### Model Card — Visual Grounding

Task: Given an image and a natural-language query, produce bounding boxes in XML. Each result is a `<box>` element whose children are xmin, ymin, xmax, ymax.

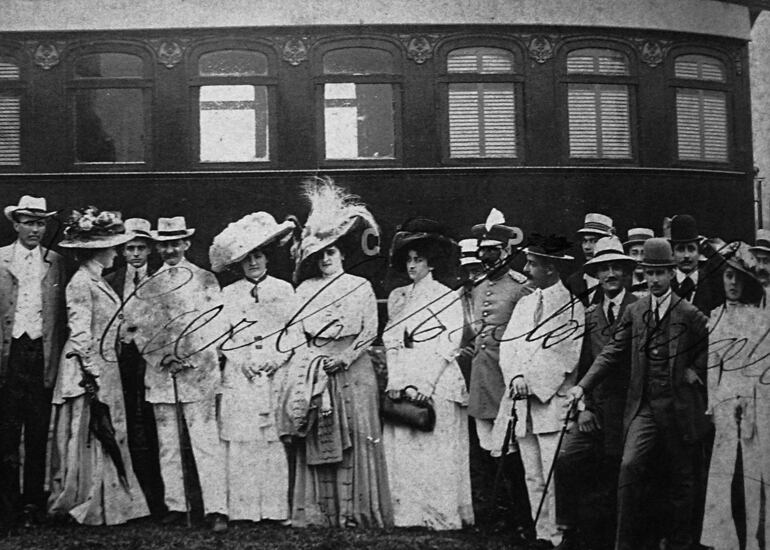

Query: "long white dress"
<box><xmin>219</xmin><ymin>276</ymin><xmax>297</xmax><ymax>522</ymax></box>
<box><xmin>382</xmin><ymin>273</ymin><xmax>474</xmax><ymax>530</ymax></box>
<box><xmin>702</xmin><ymin>302</ymin><xmax>770</xmax><ymax>550</ymax></box>
<box><xmin>48</xmin><ymin>260</ymin><xmax>149</xmax><ymax>525</ymax></box>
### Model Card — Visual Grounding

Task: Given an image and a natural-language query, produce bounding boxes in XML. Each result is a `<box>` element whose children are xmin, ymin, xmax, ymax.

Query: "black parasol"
<box><xmin>66</xmin><ymin>352</ymin><xmax>130</xmax><ymax>491</ymax></box>
<box><xmin>731</xmin><ymin>401</ymin><xmax>747</xmax><ymax>550</ymax></box>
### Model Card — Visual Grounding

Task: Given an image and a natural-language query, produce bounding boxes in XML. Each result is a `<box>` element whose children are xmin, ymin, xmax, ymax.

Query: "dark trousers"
<box><xmin>119</xmin><ymin>340</ymin><xmax>164</xmax><ymax>516</ymax></box>
<box><xmin>617</xmin><ymin>401</ymin><xmax>696</xmax><ymax>550</ymax></box>
<box><xmin>555</xmin><ymin>425</ymin><xmax>620</xmax><ymax>547</ymax></box>
<box><xmin>0</xmin><ymin>336</ymin><xmax>51</xmax><ymax>523</ymax></box>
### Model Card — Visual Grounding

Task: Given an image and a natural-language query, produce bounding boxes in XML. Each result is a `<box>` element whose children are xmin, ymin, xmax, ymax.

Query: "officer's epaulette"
<box><xmin>507</xmin><ymin>270</ymin><xmax>528</xmax><ymax>284</ymax></box>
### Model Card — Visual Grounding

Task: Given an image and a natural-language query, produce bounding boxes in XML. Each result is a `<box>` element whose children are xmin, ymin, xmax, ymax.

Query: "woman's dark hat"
<box><xmin>721</xmin><ymin>242</ymin><xmax>764</xmax><ymax>305</ymax></box>
<box><xmin>523</xmin><ymin>233</ymin><xmax>574</xmax><ymax>261</ymax></box>
<box><xmin>638</xmin><ymin>238</ymin><xmax>677</xmax><ymax>268</ymax></box>
<box><xmin>389</xmin><ymin>217</ymin><xmax>457</xmax><ymax>272</ymax></box>
<box><xmin>669</xmin><ymin>215</ymin><xmax>700</xmax><ymax>244</ymax></box>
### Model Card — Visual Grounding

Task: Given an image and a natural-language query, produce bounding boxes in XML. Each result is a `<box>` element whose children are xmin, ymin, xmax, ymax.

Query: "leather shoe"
<box><xmin>161</xmin><ymin>511</ymin><xmax>186</xmax><ymax>525</ymax></box>
<box><xmin>210</xmin><ymin>513</ymin><xmax>228</xmax><ymax>533</ymax></box>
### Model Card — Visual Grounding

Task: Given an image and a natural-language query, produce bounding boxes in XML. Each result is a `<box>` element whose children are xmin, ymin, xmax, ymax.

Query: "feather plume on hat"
<box><xmin>292</xmin><ymin>176</ymin><xmax>379</xmax><ymax>283</ymax></box>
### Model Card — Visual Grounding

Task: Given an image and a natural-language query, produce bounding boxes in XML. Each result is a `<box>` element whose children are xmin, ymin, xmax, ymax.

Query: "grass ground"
<box><xmin>1</xmin><ymin>521</ymin><xmax>514</xmax><ymax>550</ymax></box>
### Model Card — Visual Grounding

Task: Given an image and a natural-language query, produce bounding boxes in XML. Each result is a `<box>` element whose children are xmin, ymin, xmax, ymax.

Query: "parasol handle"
<box><xmin>66</xmin><ymin>351</ymin><xmax>98</xmax><ymax>395</ymax></box>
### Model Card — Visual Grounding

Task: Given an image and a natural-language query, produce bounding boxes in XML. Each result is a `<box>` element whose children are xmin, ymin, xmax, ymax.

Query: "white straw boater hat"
<box><xmin>151</xmin><ymin>216</ymin><xmax>195</xmax><ymax>241</ymax></box>
<box><xmin>292</xmin><ymin>176</ymin><xmax>379</xmax><ymax>284</ymax></box>
<box><xmin>576</xmin><ymin>213</ymin><xmax>614</xmax><ymax>237</ymax></box>
<box><xmin>584</xmin><ymin>236</ymin><xmax>637</xmax><ymax>276</ymax></box>
<box><xmin>459</xmin><ymin>238</ymin><xmax>481</xmax><ymax>266</ymax></box>
<box><xmin>124</xmin><ymin>218</ymin><xmax>152</xmax><ymax>240</ymax></box>
<box><xmin>59</xmin><ymin>207</ymin><xmax>132</xmax><ymax>249</ymax></box>
<box><xmin>4</xmin><ymin>195</ymin><xmax>56</xmax><ymax>222</ymax></box>
<box><xmin>749</xmin><ymin>229</ymin><xmax>770</xmax><ymax>255</ymax></box>
<box><xmin>209</xmin><ymin>212</ymin><xmax>296</xmax><ymax>273</ymax></box>
<box><xmin>623</xmin><ymin>227</ymin><xmax>654</xmax><ymax>249</ymax></box>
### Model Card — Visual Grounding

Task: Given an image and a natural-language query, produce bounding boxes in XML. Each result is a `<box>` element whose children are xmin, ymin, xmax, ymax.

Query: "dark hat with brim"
<box><xmin>638</xmin><ymin>238</ymin><xmax>678</xmax><ymax>268</ymax></box>
<box><xmin>390</xmin><ymin>217</ymin><xmax>457</xmax><ymax>272</ymax></box>
<box><xmin>669</xmin><ymin>215</ymin><xmax>700</xmax><ymax>244</ymax></box>
<box><xmin>523</xmin><ymin>234</ymin><xmax>574</xmax><ymax>261</ymax></box>
<box><xmin>471</xmin><ymin>223</ymin><xmax>520</xmax><ymax>247</ymax></box>
<box><xmin>749</xmin><ymin>229</ymin><xmax>770</xmax><ymax>255</ymax></box>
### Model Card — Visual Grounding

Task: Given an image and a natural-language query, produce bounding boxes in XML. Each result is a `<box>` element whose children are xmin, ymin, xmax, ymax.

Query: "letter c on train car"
<box><xmin>361</xmin><ymin>228</ymin><xmax>380</xmax><ymax>256</ymax></box>
<box><xmin>509</xmin><ymin>226</ymin><xmax>524</xmax><ymax>247</ymax></box>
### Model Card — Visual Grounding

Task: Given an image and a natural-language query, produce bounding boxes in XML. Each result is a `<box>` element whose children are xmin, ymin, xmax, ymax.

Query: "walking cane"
<box><xmin>534</xmin><ymin>399</ymin><xmax>577</xmax><ymax>526</ymax></box>
<box><xmin>491</xmin><ymin>395</ymin><xmax>523</xmax><ymax>504</ymax></box>
<box><xmin>164</xmin><ymin>356</ymin><xmax>193</xmax><ymax>529</ymax></box>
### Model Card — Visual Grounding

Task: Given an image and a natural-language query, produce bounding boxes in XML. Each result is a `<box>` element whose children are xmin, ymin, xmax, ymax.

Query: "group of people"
<box><xmin>0</xmin><ymin>181</ymin><xmax>768</xmax><ymax>550</ymax></box>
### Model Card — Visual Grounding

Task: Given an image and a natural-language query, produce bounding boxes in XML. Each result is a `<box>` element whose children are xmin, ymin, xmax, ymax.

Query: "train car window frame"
<box><xmin>436</xmin><ymin>39</ymin><xmax>525</xmax><ymax>166</ymax></box>
<box><xmin>313</xmin><ymin>39</ymin><xmax>403</xmax><ymax>167</ymax></box>
<box><xmin>558</xmin><ymin>42</ymin><xmax>638</xmax><ymax>165</ymax></box>
<box><xmin>667</xmin><ymin>48</ymin><xmax>733</xmax><ymax>167</ymax></box>
<box><xmin>66</xmin><ymin>43</ymin><xmax>154</xmax><ymax>170</ymax></box>
<box><xmin>188</xmin><ymin>40</ymin><xmax>278</xmax><ymax>168</ymax></box>
<box><xmin>0</xmin><ymin>46</ymin><xmax>26</xmax><ymax>171</ymax></box>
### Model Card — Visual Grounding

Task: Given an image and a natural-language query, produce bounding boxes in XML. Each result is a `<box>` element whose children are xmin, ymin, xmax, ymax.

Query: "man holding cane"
<box><xmin>567</xmin><ymin>238</ymin><xmax>709</xmax><ymax>550</ymax></box>
<box><xmin>131</xmin><ymin>217</ymin><xmax>228</xmax><ymax>532</ymax></box>
<box><xmin>491</xmin><ymin>234</ymin><xmax>584</xmax><ymax>546</ymax></box>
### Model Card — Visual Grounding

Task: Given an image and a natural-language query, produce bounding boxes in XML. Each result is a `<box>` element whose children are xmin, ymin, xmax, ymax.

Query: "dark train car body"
<box><xmin>0</xmin><ymin>0</ymin><xmax>762</xmax><ymax>289</ymax></box>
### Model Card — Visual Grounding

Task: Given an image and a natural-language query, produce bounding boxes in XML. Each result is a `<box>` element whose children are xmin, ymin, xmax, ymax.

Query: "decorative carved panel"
<box><xmin>269</xmin><ymin>36</ymin><xmax>309</xmax><ymax>66</ymax></box>
<box><xmin>526</xmin><ymin>35</ymin><xmax>556</xmax><ymax>64</ymax></box>
<box><xmin>631</xmin><ymin>39</ymin><xmax>671</xmax><ymax>68</ymax></box>
<box><xmin>26</xmin><ymin>41</ymin><xmax>66</xmax><ymax>70</ymax></box>
<box><xmin>398</xmin><ymin>34</ymin><xmax>441</xmax><ymax>65</ymax></box>
<box><xmin>148</xmin><ymin>39</ymin><xmax>189</xmax><ymax>68</ymax></box>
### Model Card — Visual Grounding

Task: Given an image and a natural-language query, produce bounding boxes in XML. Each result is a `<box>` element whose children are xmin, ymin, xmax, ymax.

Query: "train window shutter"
<box><xmin>0</xmin><ymin>60</ymin><xmax>21</xmax><ymax>166</ymax></box>
<box><xmin>676</xmin><ymin>88</ymin><xmax>728</xmax><ymax>162</ymax></box>
<box><xmin>566</xmin><ymin>49</ymin><xmax>632</xmax><ymax>159</ymax></box>
<box><xmin>674</xmin><ymin>54</ymin><xmax>728</xmax><ymax>163</ymax></box>
<box><xmin>446</xmin><ymin>47</ymin><xmax>518</xmax><ymax>159</ymax></box>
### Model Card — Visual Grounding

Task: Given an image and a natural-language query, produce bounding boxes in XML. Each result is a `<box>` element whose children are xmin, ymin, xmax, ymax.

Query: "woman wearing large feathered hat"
<box><xmin>282</xmin><ymin>177</ymin><xmax>392</xmax><ymax>528</ymax></box>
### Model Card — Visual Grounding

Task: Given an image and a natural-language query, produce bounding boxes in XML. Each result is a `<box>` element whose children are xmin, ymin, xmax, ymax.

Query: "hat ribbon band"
<box><xmin>756</xmin><ymin>239</ymin><xmax>770</xmax><ymax>249</ymax></box>
<box><xmin>592</xmin><ymin>248</ymin><xmax>632</xmax><ymax>259</ymax></box>
<box><xmin>583</xmin><ymin>222</ymin><xmax>611</xmax><ymax>233</ymax></box>
<box><xmin>157</xmin><ymin>229</ymin><xmax>189</xmax><ymax>236</ymax></box>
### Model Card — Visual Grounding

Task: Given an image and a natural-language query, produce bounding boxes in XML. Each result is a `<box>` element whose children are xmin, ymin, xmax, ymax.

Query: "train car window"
<box><xmin>445</xmin><ymin>47</ymin><xmax>518</xmax><ymax>159</ymax></box>
<box><xmin>192</xmin><ymin>48</ymin><xmax>274</xmax><ymax>164</ymax></box>
<box><xmin>0</xmin><ymin>58</ymin><xmax>21</xmax><ymax>166</ymax></box>
<box><xmin>320</xmin><ymin>47</ymin><xmax>398</xmax><ymax>161</ymax></box>
<box><xmin>673</xmin><ymin>54</ymin><xmax>728</xmax><ymax>163</ymax></box>
<box><xmin>69</xmin><ymin>49</ymin><xmax>150</xmax><ymax>166</ymax></box>
<box><xmin>565</xmin><ymin>48</ymin><xmax>633</xmax><ymax>160</ymax></box>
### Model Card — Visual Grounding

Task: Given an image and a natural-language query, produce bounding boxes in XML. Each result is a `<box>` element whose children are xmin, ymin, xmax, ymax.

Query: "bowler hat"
<box><xmin>638</xmin><ymin>238</ymin><xmax>677</xmax><ymax>268</ymax></box>
<box><xmin>669</xmin><ymin>215</ymin><xmax>700</xmax><ymax>244</ymax></box>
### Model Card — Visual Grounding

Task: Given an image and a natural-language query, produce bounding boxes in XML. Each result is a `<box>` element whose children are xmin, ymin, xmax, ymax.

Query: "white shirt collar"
<box><xmin>604</xmin><ymin>289</ymin><xmax>626</xmax><ymax>310</ymax></box>
<box><xmin>675</xmin><ymin>269</ymin><xmax>698</xmax><ymax>285</ymax></box>
<box><xmin>13</xmin><ymin>241</ymin><xmax>40</xmax><ymax>261</ymax></box>
<box><xmin>651</xmin><ymin>289</ymin><xmax>673</xmax><ymax>317</ymax></box>
<box><xmin>127</xmin><ymin>263</ymin><xmax>148</xmax><ymax>278</ymax></box>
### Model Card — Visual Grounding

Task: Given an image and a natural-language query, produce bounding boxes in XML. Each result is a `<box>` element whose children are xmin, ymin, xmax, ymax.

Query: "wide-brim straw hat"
<box><xmin>584</xmin><ymin>236</ymin><xmax>637</xmax><ymax>276</ymax></box>
<box><xmin>151</xmin><ymin>216</ymin><xmax>195</xmax><ymax>241</ymax></box>
<box><xmin>59</xmin><ymin>233</ymin><xmax>133</xmax><ymax>249</ymax></box>
<box><xmin>638</xmin><ymin>238</ymin><xmax>678</xmax><ymax>268</ymax></box>
<box><xmin>209</xmin><ymin>212</ymin><xmax>296</xmax><ymax>273</ymax></box>
<box><xmin>389</xmin><ymin>217</ymin><xmax>457</xmax><ymax>273</ymax></box>
<box><xmin>4</xmin><ymin>195</ymin><xmax>56</xmax><ymax>222</ymax></box>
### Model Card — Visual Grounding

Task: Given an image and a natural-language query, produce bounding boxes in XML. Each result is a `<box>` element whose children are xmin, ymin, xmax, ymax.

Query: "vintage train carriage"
<box><xmin>0</xmin><ymin>0</ymin><xmax>764</xmax><ymax>287</ymax></box>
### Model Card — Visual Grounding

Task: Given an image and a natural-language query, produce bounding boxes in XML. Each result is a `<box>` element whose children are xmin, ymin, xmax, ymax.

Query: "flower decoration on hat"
<box><xmin>209</xmin><ymin>212</ymin><xmax>297</xmax><ymax>273</ymax></box>
<box><xmin>59</xmin><ymin>206</ymin><xmax>130</xmax><ymax>249</ymax></box>
<box><xmin>291</xmin><ymin>176</ymin><xmax>379</xmax><ymax>284</ymax></box>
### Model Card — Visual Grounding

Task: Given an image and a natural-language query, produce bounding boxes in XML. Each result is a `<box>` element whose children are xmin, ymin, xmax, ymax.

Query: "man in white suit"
<box><xmin>130</xmin><ymin>216</ymin><xmax>228</xmax><ymax>532</ymax></box>
<box><xmin>0</xmin><ymin>196</ymin><xmax>66</xmax><ymax>533</ymax></box>
<box><xmin>491</xmin><ymin>234</ymin><xmax>584</xmax><ymax>546</ymax></box>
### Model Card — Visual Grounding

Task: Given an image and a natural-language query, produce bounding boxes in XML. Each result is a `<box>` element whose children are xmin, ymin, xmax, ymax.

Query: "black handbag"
<box><xmin>381</xmin><ymin>385</ymin><xmax>436</xmax><ymax>432</ymax></box>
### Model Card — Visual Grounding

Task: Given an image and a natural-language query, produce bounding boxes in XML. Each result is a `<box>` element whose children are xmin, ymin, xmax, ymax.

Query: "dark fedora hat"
<box><xmin>638</xmin><ymin>238</ymin><xmax>677</xmax><ymax>268</ymax></box>
<box><xmin>523</xmin><ymin>233</ymin><xmax>574</xmax><ymax>261</ymax></box>
<box><xmin>389</xmin><ymin>217</ymin><xmax>457</xmax><ymax>272</ymax></box>
<box><xmin>669</xmin><ymin>215</ymin><xmax>700</xmax><ymax>244</ymax></box>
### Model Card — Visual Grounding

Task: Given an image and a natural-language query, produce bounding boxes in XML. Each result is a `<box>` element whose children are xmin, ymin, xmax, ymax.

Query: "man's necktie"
<box><xmin>654</xmin><ymin>303</ymin><xmax>661</xmax><ymax>325</ymax></box>
<box><xmin>533</xmin><ymin>290</ymin><xmax>544</xmax><ymax>325</ymax></box>
<box><xmin>607</xmin><ymin>302</ymin><xmax>615</xmax><ymax>325</ymax></box>
<box><xmin>133</xmin><ymin>270</ymin><xmax>140</xmax><ymax>288</ymax></box>
<box><xmin>679</xmin><ymin>276</ymin><xmax>695</xmax><ymax>301</ymax></box>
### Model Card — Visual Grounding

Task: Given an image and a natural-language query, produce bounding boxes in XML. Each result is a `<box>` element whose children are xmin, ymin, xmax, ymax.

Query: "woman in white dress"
<box><xmin>209</xmin><ymin>212</ymin><xmax>298</xmax><ymax>523</ymax></box>
<box><xmin>382</xmin><ymin>218</ymin><xmax>474</xmax><ymax>530</ymax></box>
<box><xmin>48</xmin><ymin>207</ymin><xmax>149</xmax><ymax>525</ymax></box>
<box><xmin>702</xmin><ymin>243</ymin><xmax>768</xmax><ymax>550</ymax></box>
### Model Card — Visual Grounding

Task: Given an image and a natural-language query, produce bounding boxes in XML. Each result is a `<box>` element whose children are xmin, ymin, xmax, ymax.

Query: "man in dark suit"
<box><xmin>105</xmin><ymin>217</ymin><xmax>164</xmax><ymax>516</ymax></box>
<box><xmin>0</xmin><ymin>196</ymin><xmax>66</xmax><ymax>533</ymax></box>
<box><xmin>668</xmin><ymin>214</ymin><xmax>723</xmax><ymax>316</ymax></box>
<box><xmin>568</xmin><ymin>238</ymin><xmax>709</xmax><ymax>550</ymax></box>
<box><xmin>565</xmin><ymin>213</ymin><xmax>614</xmax><ymax>306</ymax></box>
<box><xmin>554</xmin><ymin>236</ymin><xmax>637</xmax><ymax>550</ymax></box>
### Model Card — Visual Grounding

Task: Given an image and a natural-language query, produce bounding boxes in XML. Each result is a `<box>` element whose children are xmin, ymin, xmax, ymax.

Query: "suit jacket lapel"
<box><xmin>0</xmin><ymin>247</ymin><xmax>16</xmax><ymax>280</ymax></box>
<box><xmin>667</xmin><ymin>301</ymin><xmax>682</xmax><ymax>373</ymax></box>
<box><xmin>40</xmin><ymin>247</ymin><xmax>53</xmax><ymax>282</ymax></box>
<box><xmin>93</xmin><ymin>274</ymin><xmax>120</xmax><ymax>306</ymax></box>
